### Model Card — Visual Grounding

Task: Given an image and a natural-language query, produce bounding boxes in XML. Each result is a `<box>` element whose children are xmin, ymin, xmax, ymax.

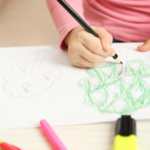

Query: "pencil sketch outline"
<box><xmin>3</xmin><ymin>50</ymin><xmax>62</xmax><ymax>99</ymax></box>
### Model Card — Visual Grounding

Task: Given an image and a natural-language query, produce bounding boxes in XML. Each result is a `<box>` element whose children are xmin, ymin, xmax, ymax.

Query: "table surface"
<box><xmin>0</xmin><ymin>0</ymin><xmax>150</xmax><ymax>150</ymax></box>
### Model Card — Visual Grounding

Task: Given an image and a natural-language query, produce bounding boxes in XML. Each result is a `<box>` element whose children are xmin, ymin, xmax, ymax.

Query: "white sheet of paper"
<box><xmin>0</xmin><ymin>43</ymin><xmax>150</xmax><ymax>129</ymax></box>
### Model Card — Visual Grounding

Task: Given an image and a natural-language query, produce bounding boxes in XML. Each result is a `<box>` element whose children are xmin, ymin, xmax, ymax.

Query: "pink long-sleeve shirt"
<box><xmin>47</xmin><ymin>0</ymin><xmax>150</xmax><ymax>50</ymax></box>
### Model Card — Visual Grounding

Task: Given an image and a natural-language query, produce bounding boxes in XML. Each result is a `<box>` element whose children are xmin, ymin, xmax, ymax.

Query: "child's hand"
<box><xmin>65</xmin><ymin>26</ymin><xmax>115</xmax><ymax>68</ymax></box>
<box><xmin>138</xmin><ymin>39</ymin><xmax>150</xmax><ymax>52</ymax></box>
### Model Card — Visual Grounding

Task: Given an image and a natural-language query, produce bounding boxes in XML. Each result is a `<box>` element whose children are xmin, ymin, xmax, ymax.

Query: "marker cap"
<box><xmin>0</xmin><ymin>142</ymin><xmax>21</xmax><ymax>150</ymax></box>
<box><xmin>115</xmin><ymin>115</ymin><xmax>136</xmax><ymax>136</ymax></box>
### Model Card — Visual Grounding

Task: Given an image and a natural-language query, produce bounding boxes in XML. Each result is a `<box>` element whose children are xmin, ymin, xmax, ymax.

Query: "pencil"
<box><xmin>57</xmin><ymin>0</ymin><xmax>123</xmax><ymax>64</ymax></box>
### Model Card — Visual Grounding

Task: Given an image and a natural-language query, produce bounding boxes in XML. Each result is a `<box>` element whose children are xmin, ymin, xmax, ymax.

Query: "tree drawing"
<box><xmin>78</xmin><ymin>60</ymin><xmax>150</xmax><ymax>115</ymax></box>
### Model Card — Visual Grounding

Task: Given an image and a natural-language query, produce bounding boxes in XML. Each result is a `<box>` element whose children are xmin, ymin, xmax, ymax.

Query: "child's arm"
<box><xmin>46</xmin><ymin>0</ymin><xmax>85</xmax><ymax>50</ymax></box>
<box><xmin>47</xmin><ymin>0</ymin><xmax>115</xmax><ymax>68</ymax></box>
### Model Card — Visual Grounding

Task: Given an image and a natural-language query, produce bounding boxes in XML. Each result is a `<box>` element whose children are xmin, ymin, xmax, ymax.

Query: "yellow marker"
<box><xmin>114</xmin><ymin>115</ymin><xmax>138</xmax><ymax>150</ymax></box>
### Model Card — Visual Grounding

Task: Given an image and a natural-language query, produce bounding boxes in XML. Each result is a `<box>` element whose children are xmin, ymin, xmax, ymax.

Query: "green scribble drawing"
<box><xmin>78</xmin><ymin>60</ymin><xmax>150</xmax><ymax>115</ymax></box>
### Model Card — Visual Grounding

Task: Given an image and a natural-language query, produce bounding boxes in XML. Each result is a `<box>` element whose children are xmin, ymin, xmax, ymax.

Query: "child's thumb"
<box><xmin>138</xmin><ymin>39</ymin><xmax>150</xmax><ymax>52</ymax></box>
<box><xmin>91</xmin><ymin>26</ymin><xmax>113</xmax><ymax>52</ymax></box>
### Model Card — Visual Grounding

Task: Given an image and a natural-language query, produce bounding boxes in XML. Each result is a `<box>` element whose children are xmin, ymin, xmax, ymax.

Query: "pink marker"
<box><xmin>40</xmin><ymin>120</ymin><xmax>67</xmax><ymax>150</ymax></box>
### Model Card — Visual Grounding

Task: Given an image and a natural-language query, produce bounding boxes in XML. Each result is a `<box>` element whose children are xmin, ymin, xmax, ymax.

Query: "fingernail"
<box><xmin>112</xmin><ymin>51</ymin><xmax>116</xmax><ymax>56</ymax></box>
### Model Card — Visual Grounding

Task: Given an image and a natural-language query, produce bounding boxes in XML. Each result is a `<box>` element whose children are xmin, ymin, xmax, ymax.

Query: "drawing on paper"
<box><xmin>3</xmin><ymin>50</ymin><xmax>62</xmax><ymax>99</ymax></box>
<box><xmin>78</xmin><ymin>60</ymin><xmax>150</xmax><ymax>114</ymax></box>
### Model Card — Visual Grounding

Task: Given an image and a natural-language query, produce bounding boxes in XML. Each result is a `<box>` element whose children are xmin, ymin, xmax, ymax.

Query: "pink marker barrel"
<box><xmin>40</xmin><ymin>120</ymin><xmax>67</xmax><ymax>150</ymax></box>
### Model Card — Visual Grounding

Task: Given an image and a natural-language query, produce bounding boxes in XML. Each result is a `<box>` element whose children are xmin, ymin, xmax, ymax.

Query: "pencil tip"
<box><xmin>120</xmin><ymin>62</ymin><xmax>123</xmax><ymax>64</ymax></box>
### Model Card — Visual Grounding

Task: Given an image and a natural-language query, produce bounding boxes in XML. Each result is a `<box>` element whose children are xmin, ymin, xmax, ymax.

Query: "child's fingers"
<box><xmin>79</xmin><ymin>56</ymin><xmax>102</xmax><ymax>68</ymax></box>
<box><xmin>92</xmin><ymin>26</ymin><xmax>116</xmax><ymax>54</ymax></box>
<box><xmin>138</xmin><ymin>39</ymin><xmax>150</xmax><ymax>52</ymax></box>
<box><xmin>78</xmin><ymin>31</ymin><xmax>102</xmax><ymax>54</ymax></box>
<box><xmin>77</xmin><ymin>31</ymin><xmax>114</xmax><ymax>57</ymax></box>
<box><xmin>73</xmin><ymin>62</ymin><xmax>88</xmax><ymax>68</ymax></box>
<box><xmin>78</xmin><ymin>43</ymin><xmax>106</xmax><ymax>63</ymax></box>
<box><xmin>68</xmin><ymin>41</ymin><xmax>105</xmax><ymax>68</ymax></box>
<box><xmin>76</xmin><ymin>63</ymin><xmax>89</xmax><ymax>68</ymax></box>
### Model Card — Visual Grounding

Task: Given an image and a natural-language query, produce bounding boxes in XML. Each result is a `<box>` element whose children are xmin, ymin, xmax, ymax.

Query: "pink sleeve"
<box><xmin>46</xmin><ymin>0</ymin><xmax>87</xmax><ymax>50</ymax></box>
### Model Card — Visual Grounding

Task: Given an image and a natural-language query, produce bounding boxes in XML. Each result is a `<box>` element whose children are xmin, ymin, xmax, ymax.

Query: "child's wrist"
<box><xmin>64</xmin><ymin>26</ymin><xmax>83</xmax><ymax>45</ymax></box>
<box><xmin>64</xmin><ymin>30</ymin><xmax>73</xmax><ymax>45</ymax></box>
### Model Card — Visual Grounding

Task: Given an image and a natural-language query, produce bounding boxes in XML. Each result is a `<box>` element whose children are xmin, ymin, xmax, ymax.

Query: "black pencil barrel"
<box><xmin>57</xmin><ymin>0</ymin><xmax>98</xmax><ymax>37</ymax></box>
